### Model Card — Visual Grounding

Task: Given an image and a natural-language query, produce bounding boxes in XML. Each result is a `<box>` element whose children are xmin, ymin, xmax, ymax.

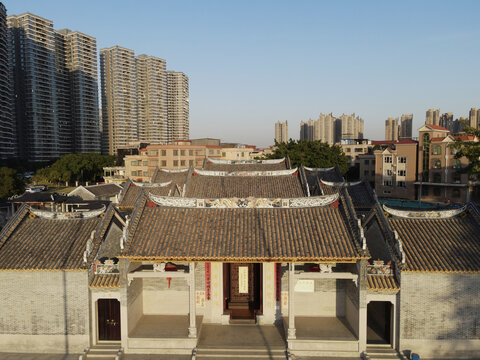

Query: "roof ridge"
<box><xmin>122</xmin><ymin>191</ymin><xmax>149</xmax><ymax>252</ymax></box>
<box><xmin>0</xmin><ymin>204</ymin><xmax>30</xmax><ymax>252</ymax></box>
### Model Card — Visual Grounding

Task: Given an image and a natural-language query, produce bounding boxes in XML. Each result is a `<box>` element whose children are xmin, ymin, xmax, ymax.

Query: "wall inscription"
<box><xmin>239</xmin><ymin>266</ymin><xmax>248</xmax><ymax>293</ymax></box>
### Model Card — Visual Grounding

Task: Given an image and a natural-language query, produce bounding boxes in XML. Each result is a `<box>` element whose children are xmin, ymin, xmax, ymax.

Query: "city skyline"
<box><xmin>3</xmin><ymin>0</ymin><xmax>480</xmax><ymax>147</ymax></box>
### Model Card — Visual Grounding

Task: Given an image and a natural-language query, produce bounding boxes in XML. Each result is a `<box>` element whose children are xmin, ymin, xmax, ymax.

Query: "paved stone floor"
<box><xmin>198</xmin><ymin>323</ymin><xmax>286</xmax><ymax>348</ymax></box>
<box><xmin>129</xmin><ymin>314</ymin><xmax>203</xmax><ymax>338</ymax></box>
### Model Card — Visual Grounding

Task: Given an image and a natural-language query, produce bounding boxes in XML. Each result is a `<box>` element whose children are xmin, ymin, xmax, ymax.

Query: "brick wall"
<box><xmin>0</xmin><ymin>270</ymin><xmax>89</xmax><ymax>353</ymax></box>
<box><xmin>400</xmin><ymin>272</ymin><xmax>480</xmax><ymax>358</ymax></box>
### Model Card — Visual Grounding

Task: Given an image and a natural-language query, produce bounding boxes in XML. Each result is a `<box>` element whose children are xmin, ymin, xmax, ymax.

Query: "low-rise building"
<box><xmin>358</xmin><ymin>153</ymin><xmax>375</xmax><ymax>184</ymax></box>
<box><xmin>339</xmin><ymin>139</ymin><xmax>373</xmax><ymax>166</ymax></box>
<box><xmin>415</xmin><ymin>124</ymin><xmax>477</xmax><ymax>203</ymax></box>
<box><xmin>373</xmin><ymin>140</ymin><xmax>418</xmax><ymax>199</ymax></box>
<box><xmin>124</xmin><ymin>141</ymin><xmax>222</xmax><ymax>182</ymax></box>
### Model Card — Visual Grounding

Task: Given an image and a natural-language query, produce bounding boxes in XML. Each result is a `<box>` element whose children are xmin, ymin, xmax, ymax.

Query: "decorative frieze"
<box><xmin>206</xmin><ymin>157</ymin><xmax>285</xmax><ymax>165</ymax></box>
<box><xmin>383</xmin><ymin>204</ymin><xmax>467</xmax><ymax>219</ymax></box>
<box><xmin>148</xmin><ymin>192</ymin><xmax>339</xmax><ymax>209</ymax></box>
<box><xmin>28</xmin><ymin>205</ymin><xmax>106</xmax><ymax>220</ymax></box>
<box><xmin>193</xmin><ymin>168</ymin><xmax>298</xmax><ymax>177</ymax></box>
<box><xmin>132</xmin><ymin>180</ymin><xmax>172</xmax><ymax>187</ymax></box>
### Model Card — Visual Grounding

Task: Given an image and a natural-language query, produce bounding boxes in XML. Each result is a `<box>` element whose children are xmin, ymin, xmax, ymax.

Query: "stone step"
<box><xmin>196</xmin><ymin>347</ymin><xmax>286</xmax><ymax>359</ymax></box>
<box><xmin>366</xmin><ymin>345</ymin><xmax>403</xmax><ymax>360</ymax></box>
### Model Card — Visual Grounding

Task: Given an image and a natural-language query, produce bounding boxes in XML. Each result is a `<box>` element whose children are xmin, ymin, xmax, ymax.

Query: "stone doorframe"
<box><xmin>90</xmin><ymin>291</ymin><xmax>122</xmax><ymax>344</ymax></box>
<box><xmin>366</xmin><ymin>293</ymin><xmax>399</xmax><ymax>349</ymax></box>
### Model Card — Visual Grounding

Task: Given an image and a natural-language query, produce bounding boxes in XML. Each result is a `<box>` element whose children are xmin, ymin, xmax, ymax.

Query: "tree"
<box><xmin>34</xmin><ymin>153</ymin><xmax>116</xmax><ymax>185</ymax></box>
<box><xmin>451</xmin><ymin>126</ymin><xmax>480</xmax><ymax>181</ymax></box>
<box><xmin>264</xmin><ymin>140</ymin><xmax>348</xmax><ymax>174</ymax></box>
<box><xmin>0</xmin><ymin>167</ymin><xmax>25</xmax><ymax>200</ymax></box>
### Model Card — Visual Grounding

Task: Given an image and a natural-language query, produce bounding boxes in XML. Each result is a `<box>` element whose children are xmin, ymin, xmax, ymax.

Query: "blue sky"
<box><xmin>4</xmin><ymin>0</ymin><xmax>480</xmax><ymax>147</ymax></box>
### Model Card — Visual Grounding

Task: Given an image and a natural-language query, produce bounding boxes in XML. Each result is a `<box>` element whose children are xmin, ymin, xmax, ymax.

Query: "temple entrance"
<box><xmin>98</xmin><ymin>299</ymin><xmax>121</xmax><ymax>341</ymax></box>
<box><xmin>223</xmin><ymin>263</ymin><xmax>262</xmax><ymax>320</ymax></box>
<box><xmin>367</xmin><ymin>301</ymin><xmax>392</xmax><ymax>344</ymax></box>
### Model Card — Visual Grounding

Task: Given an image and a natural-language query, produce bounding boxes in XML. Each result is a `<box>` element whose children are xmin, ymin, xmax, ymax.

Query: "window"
<box><xmin>131</xmin><ymin>160</ymin><xmax>138</xmax><ymax>166</ymax></box>
<box><xmin>398</xmin><ymin>157</ymin><xmax>407</xmax><ymax>163</ymax></box>
<box><xmin>453</xmin><ymin>159</ymin><xmax>461</xmax><ymax>169</ymax></box>
<box><xmin>189</xmin><ymin>160</ymin><xmax>193</xmax><ymax>166</ymax></box>
<box><xmin>383</xmin><ymin>190</ymin><xmax>391</xmax><ymax>194</ymax></box>
<box><xmin>398</xmin><ymin>170</ymin><xmax>406</xmax><ymax>176</ymax></box>
<box><xmin>161</xmin><ymin>160</ymin><xmax>166</xmax><ymax>167</ymax></box>
<box><xmin>354</xmin><ymin>148</ymin><xmax>364</xmax><ymax>153</ymax></box>
<box><xmin>422</xmin><ymin>133</ymin><xmax>430</xmax><ymax>182</ymax></box>
<box><xmin>384</xmin><ymin>156</ymin><xmax>392</xmax><ymax>163</ymax></box>
<box><xmin>143</xmin><ymin>171</ymin><xmax>148</xmax><ymax>176</ymax></box>
<box><xmin>148</xmin><ymin>150</ymin><xmax>157</xmax><ymax>156</ymax></box>
<box><xmin>143</xmin><ymin>161</ymin><xmax>148</xmax><ymax>166</ymax></box>
<box><xmin>180</xmin><ymin>160</ymin><xmax>186</xmax><ymax>166</ymax></box>
<box><xmin>433</xmin><ymin>187</ymin><xmax>441</xmax><ymax>196</ymax></box>
<box><xmin>422</xmin><ymin>186</ymin><xmax>429</xmax><ymax>196</ymax></box>
<box><xmin>189</xmin><ymin>150</ymin><xmax>193</xmax><ymax>156</ymax></box>
<box><xmin>180</xmin><ymin>150</ymin><xmax>185</xmax><ymax>156</ymax></box>
<box><xmin>173</xmin><ymin>160</ymin><xmax>178</xmax><ymax>166</ymax></box>
<box><xmin>384</xmin><ymin>169</ymin><xmax>393</xmax><ymax>176</ymax></box>
<box><xmin>396</xmin><ymin>181</ymin><xmax>406</xmax><ymax>188</ymax></box>
<box><xmin>432</xmin><ymin>159</ymin><xmax>441</xmax><ymax>169</ymax></box>
<box><xmin>345</xmin><ymin>148</ymin><xmax>351</xmax><ymax>153</ymax></box>
<box><xmin>453</xmin><ymin>171</ymin><xmax>461</xmax><ymax>183</ymax></box>
<box><xmin>222</xmin><ymin>152</ymin><xmax>226</xmax><ymax>157</ymax></box>
<box><xmin>383</xmin><ymin>180</ymin><xmax>392</xmax><ymax>187</ymax></box>
<box><xmin>453</xmin><ymin>189</ymin><xmax>460</xmax><ymax>198</ymax></box>
<box><xmin>433</xmin><ymin>173</ymin><xmax>441</xmax><ymax>183</ymax></box>
<box><xmin>161</xmin><ymin>150</ymin><xmax>166</xmax><ymax>156</ymax></box>
<box><xmin>131</xmin><ymin>171</ymin><xmax>137</xmax><ymax>176</ymax></box>
<box><xmin>364</xmin><ymin>170</ymin><xmax>369</xmax><ymax>176</ymax></box>
<box><xmin>364</xmin><ymin>160</ymin><xmax>370</xmax><ymax>165</ymax></box>
<box><xmin>173</xmin><ymin>150</ymin><xmax>178</xmax><ymax>156</ymax></box>
<box><xmin>432</xmin><ymin>145</ymin><xmax>441</xmax><ymax>155</ymax></box>
<box><xmin>371</xmin><ymin>171</ymin><xmax>375</xmax><ymax>176</ymax></box>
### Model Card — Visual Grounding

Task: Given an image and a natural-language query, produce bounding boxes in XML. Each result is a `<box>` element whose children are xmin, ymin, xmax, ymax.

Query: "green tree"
<box><xmin>35</xmin><ymin>153</ymin><xmax>116</xmax><ymax>185</ymax></box>
<box><xmin>264</xmin><ymin>140</ymin><xmax>348</xmax><ymax>174</ymax></box>
<box><xmin>0</xmin><ymin>167</ymin><xmax>25</xmax><ymax>200</ymax></box>
<box><xmin>451</xmin><ymin>126</ymin><xmax>480</xmax><ymax>181</ymax></box>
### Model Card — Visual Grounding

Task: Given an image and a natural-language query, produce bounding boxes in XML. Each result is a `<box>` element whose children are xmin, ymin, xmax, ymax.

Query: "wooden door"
<box><xmin>225</xmin><ymin>263</ymin><xmax>260</xmax><ymax>319</ymax></box>
<box><xmin>98</xmin><ymin>299</ymin><xmax>121</xmax><ymax>341</ymax></box>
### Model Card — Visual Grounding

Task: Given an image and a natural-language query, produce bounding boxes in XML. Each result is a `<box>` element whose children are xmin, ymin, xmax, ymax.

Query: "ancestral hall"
<box><xmin>0</xmin><ymin>158</ymin><xmax>479</xmax><ymax>359</ymax></box>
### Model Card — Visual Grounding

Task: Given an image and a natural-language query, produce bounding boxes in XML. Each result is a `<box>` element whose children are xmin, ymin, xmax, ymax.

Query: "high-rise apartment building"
<box><xmin>167</xmin><ymin>71</ymin><xmax>189</xmax><ymax>142</ymax></box>
<box><xmin>316</xmin><ymin>113</ymin><xmax>336</xmax><ymax>144</ymax></box>
<box><xmin>385</xmin><ymin>117</ymin><xmax>399</xmax><ymax>141</ymax></box>
<box><xmin>425</xmin><ymin>108</ymin><xmax>440</xmax><ymax>126</ymax></box>
<box><xmin>440</xmin><ymin>112</ymin><xmax>454</xmax><ymax>132</ymax></box>
<box><xmin>399</xmin><ymin>114</ymin><xmax>413</xmax><ymax>140</ymax></box>
<box><xmin>58</xmin><ymin>29</ymin><xmax>100</xmax><ymax>153</ymax></box>
<box><xmin>0</xmin><ymin>2</ymin><xmax>14</xmax><ymax>160</ymax></box>
<box><xmin>300</xmin><ymin>113</ymin><xmax>363</xmax><ymax>143</ymax></box>
<box><xmin>7</xmin><ymin>12</ymin><xmax>100</xmax><ymax>161</ymax></box>
<box><xmin>274</xmin><ymin>120</ymin><xmax>288</xmax><ymax>143</ymax></box>
<box><xmin>100</xmin><ymin>46</ymin><xmax>138</xmax><ymax>155</ymax></box>
<box><xmin>136</xmin><ymin>54</ymin><xmax>167</xmax><ymax>144</ymax></box>
<box><xmin>8</xmin><ymin>13</ymin><xmax>60</xmax><ymax>161</ymax></box>
<box><xmin>300</xmin><ymin>119</ymin><xmax>315</xmax><ymax>141</ymax></box>
<box><xmin>339</xmin><ymin>113</ymin><xmax>364</xmax><ymax>140</ymax></box>
<box><xmin>469</xmin><ymin>108</ymin><xmax>479</xmax><ymax>129</ymax></box>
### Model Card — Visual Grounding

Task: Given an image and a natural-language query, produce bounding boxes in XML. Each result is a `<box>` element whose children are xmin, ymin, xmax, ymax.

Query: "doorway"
<box><xmin>98</xmin><ymin>299</ymin><xmax>121</xmax><ymax>341</ymax></box>
<box><xmin>223</xmin><ymin>263</ymin><xmax>262</xmax><ymax>320</ymax></box>
<box><xmin>367</xmin><ymin>301</ymin><xmax>392</xmax><ymax>344</ymax></box>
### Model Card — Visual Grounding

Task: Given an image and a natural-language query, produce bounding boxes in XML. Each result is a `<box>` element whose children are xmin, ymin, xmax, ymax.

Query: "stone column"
<box><xmin>358</xmin><ymin>260</ymin><xmax>368</xmax><ymax>353</ymax></box>
<box><xmin>119</xmin><ymin>258</ymin><xmax>129</xmax><ymax>350</ymax></box>
<box><xmin>188</xmin><ymin>262</ymin><xmax>197</xmax><ymax>338</ymax></box>
<box><xmin>259</xmin><ymin>262</ymin><xmax>276</xmax><ymax>324</ymax></box>
<box><xmin>287</xmin><ymin>262</ymin><xmax>296</xmax><ymax>339</ymax></box>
